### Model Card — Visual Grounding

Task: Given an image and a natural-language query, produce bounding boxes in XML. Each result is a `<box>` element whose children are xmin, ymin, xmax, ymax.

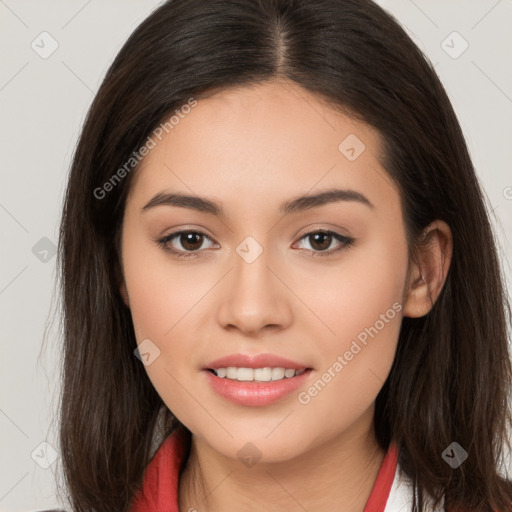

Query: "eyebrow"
<box><xmin>141</xmin><ymin>187</ymin><xmax>374</xmax><ymax>216</ymax></box>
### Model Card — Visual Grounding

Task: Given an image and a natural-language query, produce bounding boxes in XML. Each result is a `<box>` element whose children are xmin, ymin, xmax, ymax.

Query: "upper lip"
<box><xmin>204</xmin><ymin>353</ymin><xmax>311</xmax><ymax>370</ymax></box>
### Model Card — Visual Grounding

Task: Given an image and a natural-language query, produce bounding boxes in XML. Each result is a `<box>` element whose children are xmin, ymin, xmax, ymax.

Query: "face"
<box><xmin>120</xmin><ymin>80</ymin><xmax>410</xmax><ymax>463</ymax></box>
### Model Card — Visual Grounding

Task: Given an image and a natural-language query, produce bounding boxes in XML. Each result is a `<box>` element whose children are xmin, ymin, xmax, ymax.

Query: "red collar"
<box><xmin>130</xmin><ymin>426</ymin><xmax>398</xmax><ymax>512</ymax></box>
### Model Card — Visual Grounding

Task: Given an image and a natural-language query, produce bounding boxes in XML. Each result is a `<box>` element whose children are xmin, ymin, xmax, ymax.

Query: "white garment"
<box><xmin>384</xmin><ymin>464</ymin><xmax>445</xmax><ymax>512</ymax></box>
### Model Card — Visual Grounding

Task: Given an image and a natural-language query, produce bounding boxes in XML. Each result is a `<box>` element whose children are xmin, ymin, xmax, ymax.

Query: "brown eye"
<box><xmin>178</xmin><ymin>232</ymin><xmax>204</xmax><ymax>251</ymax></box>
<box><xmin>295</xmin><ymin>230</ymin><xmax>355</xmax><ymax>257</ymax></box>
<box><xmin>156</xmin><ymin>230</ymin><xmax>216</xmax><ymax>257</ymax></box>
<box><xmin>308</xmin><ymin>232</ymin><xmax>333</xmax><ymax>251</ymax></box>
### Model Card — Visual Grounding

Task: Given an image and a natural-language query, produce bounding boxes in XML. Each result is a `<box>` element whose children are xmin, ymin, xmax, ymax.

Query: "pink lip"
<box><xmin>203</xmin><ymin>353</ymin><xmax>310</xmax><ymax>371</ymax></box>
<box><xmin>203</xmin><ymin>368</ymin><xmax>313</xmax><ymax>407</ymax></box>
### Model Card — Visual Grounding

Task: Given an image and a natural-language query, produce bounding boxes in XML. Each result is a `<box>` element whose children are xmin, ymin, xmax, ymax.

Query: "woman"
<box><xmin>56</xmin><ymin>0</ymin><xmax>512</xmax><ymax>510</ymax></box>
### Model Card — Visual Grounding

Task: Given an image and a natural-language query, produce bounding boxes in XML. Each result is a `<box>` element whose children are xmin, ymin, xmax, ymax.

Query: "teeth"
<box><xmin>253</xmin><ymin>367</ymin><xmax>272</xmax><ymax>381</ymax></box>
<box><xmin>226</xmin><ymin>367</ymin><xmax>238</xmax><ymax>379</ymax></box>
<box><xmin>216</xmin><ymin>368</ymin><xmax>227</xmax><ymax>378</ymax></box>
<box><xmin>271</xmin><ymin>367</ymin><xmax>285</xmax><ymax>380</ymax></box>
<box><xmin>212</xmin><ymin>367</ymin><xmax>307</xmax><ymax>381</ymax></box>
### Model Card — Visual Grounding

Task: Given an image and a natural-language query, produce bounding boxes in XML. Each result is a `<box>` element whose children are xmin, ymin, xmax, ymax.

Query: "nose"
<box><xmin>216</xmin><ymin>243</ymin><xmax>293</xmax><ymax>337</ymax></box>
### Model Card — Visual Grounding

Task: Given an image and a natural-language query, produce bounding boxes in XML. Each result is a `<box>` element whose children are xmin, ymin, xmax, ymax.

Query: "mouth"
<box><xmin>202</xmin><ymin>353</ymin><xmax>314</xmax><ymax>406</ymax></box>
<box><xmin>202</xmin><ymin>358</ymin><xmax>314</xmax><ymax>406</ymax></box>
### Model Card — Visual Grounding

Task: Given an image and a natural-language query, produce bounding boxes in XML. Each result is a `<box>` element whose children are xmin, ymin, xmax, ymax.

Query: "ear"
<box><xmin>403</xmin><ymin>220</ymin><xmax>453</xmax><ymax>318</ymax></box>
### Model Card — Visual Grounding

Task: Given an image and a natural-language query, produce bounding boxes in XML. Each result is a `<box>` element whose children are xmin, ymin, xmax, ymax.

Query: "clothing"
<box><xmin>129</xmin><ymin>425</ymin><xmax>443</xmax><ymax>512</ymax></box>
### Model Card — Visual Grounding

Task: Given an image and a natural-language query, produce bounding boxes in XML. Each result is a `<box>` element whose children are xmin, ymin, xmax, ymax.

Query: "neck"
<box><xmin>178</xmin><ymin>408</ymin><xmax>387</xmax><ymax>512</ymax></box>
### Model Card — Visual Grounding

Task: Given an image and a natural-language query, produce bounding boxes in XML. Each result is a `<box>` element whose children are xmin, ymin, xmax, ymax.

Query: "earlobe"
<box><xmin>402</xmin><ymin>220</ymin><xmax>453</xmax><ymax>318</ymax></box>
<box><xmin>402</xmin><ymin>268</ymin><xmax>430</xmax><ymax>318</ymax></box>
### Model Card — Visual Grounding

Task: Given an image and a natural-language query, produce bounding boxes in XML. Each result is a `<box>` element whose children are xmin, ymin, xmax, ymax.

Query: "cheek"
<box><xmin>122</xmin><ymin>230</ymin><xmax>202</xmax><ymax>340</ymax></box>
<box><xmin>122</xmin><ymin>232</ymin><xmax>221</xmax><ymax>392</ymax></box>
<box><xmin>122</xmin><ymin>238</ymin><xmax>205</xmax><ymax>420</ymax></box>
<box><xmin>289</xmin><ymin>228</ymin><xmax>407</xmax><ymax>350</ymax></box>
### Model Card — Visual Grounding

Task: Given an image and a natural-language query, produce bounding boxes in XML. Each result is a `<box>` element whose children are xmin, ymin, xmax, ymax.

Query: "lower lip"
<box><xmin>203</xmin><ymin>369</ymin><xmax>313</xmax><ymax>407</ymax></box>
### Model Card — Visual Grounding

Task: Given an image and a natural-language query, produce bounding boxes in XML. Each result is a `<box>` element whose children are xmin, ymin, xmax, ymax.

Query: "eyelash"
<box><xmin>155</xmin><ymin>229</ymin><xmax>355</xmax><ymax>259</ymax></box>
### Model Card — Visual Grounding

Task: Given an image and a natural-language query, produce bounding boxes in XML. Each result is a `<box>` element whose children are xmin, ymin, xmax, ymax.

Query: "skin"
<box><xmin>119</xmin><ymin>79</ymin><xmax>452</xmax><ymax>511</ymax></box>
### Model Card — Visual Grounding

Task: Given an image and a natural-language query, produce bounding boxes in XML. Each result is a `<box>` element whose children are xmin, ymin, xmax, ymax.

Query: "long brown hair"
<box><xmin>56</xmin><ymin>0</ymin><xmax>512</xmax><ymax>510</ymax></box>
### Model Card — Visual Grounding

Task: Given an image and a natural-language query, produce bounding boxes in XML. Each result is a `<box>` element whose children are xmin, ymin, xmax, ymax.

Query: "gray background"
<box><xmin>1</xmin><ymin>1</ymin><xmax>511</xmax><ymax>510</ymax></box>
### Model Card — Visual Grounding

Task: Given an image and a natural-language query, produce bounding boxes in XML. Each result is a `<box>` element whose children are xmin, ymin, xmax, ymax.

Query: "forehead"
<box><xmin>126</xmin><ymin>80</ymin><xmax>397</xmax><ymax>214</ymax></box>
